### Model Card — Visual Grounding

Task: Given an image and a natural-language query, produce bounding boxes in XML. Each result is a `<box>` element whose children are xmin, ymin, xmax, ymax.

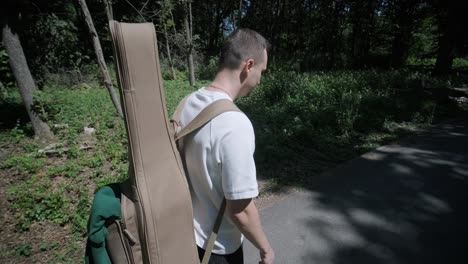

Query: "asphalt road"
<box><xmin>244</xmin><ymin>117</ymin><xmax>468</xmax><ymax>264</ymax></box>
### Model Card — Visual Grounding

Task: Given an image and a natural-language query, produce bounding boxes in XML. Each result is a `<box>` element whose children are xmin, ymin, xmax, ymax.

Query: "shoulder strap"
<box><xmin>173</xmin><ymin>98</ymin><xmax>239</xmax><ymax>263</ymax></box>
<box><xmin>201</xmin><ymin>198</ymin><xmax>226</xmax><ymax>264</ymax></box>
<box><xmin>175</xmin><ymin>98</ymin><xmax>241</xmax><ymax>141</ymax></box>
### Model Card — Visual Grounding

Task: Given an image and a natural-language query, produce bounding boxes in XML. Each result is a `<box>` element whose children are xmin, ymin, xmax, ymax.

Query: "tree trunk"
<box><xmin>78</xmin><ymin>0</ymin><xmax>123</xmax><ymax>118</ymax></box>
<box><xmin>102</xmin><ymin>0</ymin><xmax>114</xmax><ymax>21</ymax></box>
<box><xmin>207</xmin><ymin>2</ymin><xmax>222</xmax><ymax>56</ymax></box>
<box><xmin>184</xmin><ymin>1</ymin><xmax>195</xmax><ymax>86</ymax></box>
<box><xmin>434</xmin><ymin>30</ymin><xmax>456</xmax><ymax>75</ymax></box>
<box><xmin>163</xmin><ymin>19</ymin><xmax>177</xmax><ymax>80</ymax></box>
<box><xmin>189</xmin><ymin>1</ymin><xmax>195</xmax><ymax>85</ymax></box>
<box><xmin>238</xmin><ymin>0</ymin><xmax>243</xmax><ymax>28</ymax></box>
<box><xmin>391</xmin><ymin>30</ymin><xmax>412</xmax><ymax>67</ymax></box>
<box><xmin>2</xmin><ymin>24</ymin><xmax>54</xmax><ymax>143</ymax></box>
<box><xmin>169</xmin><ymin>9</ymin><xmax>177</xmax><ymax>36</ymax></box>
<box><xmin>390</xmin><ymin>1</ymin><xmax>416</xmax><ymax>68</ymax></box>
<box><xmin>350</xmin><ymin>1</ymin><xmax>374</xmax><ymax>68</ymax></box>
<box><xmin>433</xmin><ymin>1</ymin><xmax>466</xmax><ymax>75</ymax></box>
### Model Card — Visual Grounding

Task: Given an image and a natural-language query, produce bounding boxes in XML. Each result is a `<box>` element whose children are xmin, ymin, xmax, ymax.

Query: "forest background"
<box><xmin>0</xmin><ymin>0</ymin><xmax>467</xmax><ymax>262</ymax></box>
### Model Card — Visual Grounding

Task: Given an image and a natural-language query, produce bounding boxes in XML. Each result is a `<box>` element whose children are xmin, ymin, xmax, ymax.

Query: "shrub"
<box><xmin>453</xmin><ymin>58</ymin><xmax>468</xmax><ymax>70</ymax></box>
<box><xmin>196</xmin><ymin>57</ymin><xmax>218</xmax><ymax>80</ymax></box>
<box><xmin>237</xmin><ymin>69</ymin><xmax>463</xmax><ymax>183</ymax></box>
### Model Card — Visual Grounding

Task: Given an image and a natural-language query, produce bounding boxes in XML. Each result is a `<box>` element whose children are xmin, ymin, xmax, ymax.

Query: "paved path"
<box><xmin>244</xmin><ymin>117</ymin><xmax>468</xmax><ymax>264</ymax></box>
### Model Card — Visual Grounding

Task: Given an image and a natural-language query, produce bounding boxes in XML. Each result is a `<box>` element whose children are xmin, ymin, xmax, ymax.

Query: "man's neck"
<box><xmin>207</xmin><ymin>70</ymin><xmax>242</xmax><ymax>100</ymax></box>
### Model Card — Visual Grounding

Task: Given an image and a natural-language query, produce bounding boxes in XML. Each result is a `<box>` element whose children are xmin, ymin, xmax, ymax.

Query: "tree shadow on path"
<box><xmin>298</xmin><ymin>119</ymin><xmax>468</xmax><ymax>264</ymax></box>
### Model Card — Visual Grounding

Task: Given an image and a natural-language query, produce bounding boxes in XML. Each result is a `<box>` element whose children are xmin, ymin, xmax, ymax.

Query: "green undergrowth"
<box><xmin>238</xmin><ymin>69</ymin><xmax>467</xmax><ymax>191</ymax></box>
<box><xmin>0</xmin><ymin>80</ymin><xmax>197</xmax><ymax>262</ymax></box>
<box><xmin>0</xmin><ymin>70</ymin><xmax>466</xmax><ymax>262</ymax></box>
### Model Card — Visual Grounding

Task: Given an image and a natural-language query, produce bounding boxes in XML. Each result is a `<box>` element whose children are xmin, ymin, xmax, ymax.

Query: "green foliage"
<box><xmin>31</xmin><ymin>89</ymin><xmax>54</xmax><ymax>121</ymax></box>
<box><xmin>38</xmin><ymin>241</ymin><xmax>59</xmax><ymax>252</ymax></box>
<box><xmin>196</xmin><ymin>57</ymin><xmax>218</xmax><ymax>80</ymax></box>
<box><xmin>47</xmin><ymin>165</ymin><xmax>68</xmax><ymax>177</ymax></box>
<box><xmin>408</xmin><ymin>15</ymin><xmax>438</xmax><ymax>58</ymax></box>
<box><xmin>0</xmin><ymin>48</ymin><xmax>15</xmax><ymax>89</ymax></box>
<box><xmin>64</xmin><ymin>162</ymin><xmax>81</xmax><ymax>178</ymax></box>
<box><xmin>44</xmin><ymin>64</ymin><xmax>102</xmax><ymax>88</ymax></box>
<box><xmin>1</xmin><ymin>79</ymin><xmax>198</xmax><ymax>237</ymax></box>
<box><xmin>36</xmin><ymin>14</ymin><xmax>83</xmax><ymax>67</ymax></box>
<box><xmin>453</xmin><ymin>58</ymin><xmax>468</xmax><ymax>70</ymax></box>
<box><xmin>79</xmin><ymin>151</ymin><xmax>106</xmax><ymax>168</ymax></box>
<box><xmin>238</xmin><ymin>69</ymin><xmax>464</xmax><ymax>185</ymax></box>
<box><xmin>160</xmin><ymin>59</ymin><xmax>187</xmax><ymax>80</ymax></box>
<box><xmin>1</xmin><ymin>86</ymin><xmax>124</xmax><ymax>239</ymax></box>
<box><xmin>164</xmin><ymin>79</ymin><xmax>198</xmax><ymax>116</ymax></box>
<box><xmin>1</xmin><ymin>153</ymin><xmax>46</xmax><ymax>174</ymax></box>
<box><xmin>0</xmin><ymin>49</ymin><xmax>8</xmax><ymax>70</ymax></box>
<box><xmin>5</xmin><ymin>123</ymin><xmax>28</xmax><ymax>143</ymax></box>
<box><xmin>15</xmin><ymin>243</ymin><xmax>31</xmax><ymax>257</ymax></box>
<box><xmin>24</xmin><ymin>11</ymin><xmax>91</xmax><ymax>85</ymax></box>
<box><xmin>42</xmin><ymin>87</ymin><xmax>118</xmax><ymax>134</ymax></box>
<box><xmin>70</xmin><ymin>188</ymin><xmax>90</xmax><ymax>236</ymax></box>
<box><xmin>7</xmin><ymin>175</ymin><xmax>71</xmax><ymax>231</ymax></box>
<box><xmin>406</xmin><ymin>57</ymin><xmax>436</xmax><ymax>67</ymax></box>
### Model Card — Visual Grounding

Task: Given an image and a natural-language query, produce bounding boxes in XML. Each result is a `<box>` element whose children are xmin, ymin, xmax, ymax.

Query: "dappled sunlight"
<box><xmin>348</xmin><ymin>208</ymin><xmax>399</xmax><ymax>233</ymax></box>
<box><xmin>361</xmin><ymin>152</ymin><xmax>387</xmax><ymax>161</ymax></box>
<box><xmin>448</xmin><ymin>132</ymin><xmax>466</xmax><ymax>136</ymax></box>
<box><xmin>246</xmin><ymin>117</ymin><xmax>468</xmax><ymax>263</ymax></box>
<box><xmin>390</xmin><ymin>163</ymin><xmax>413</xmax><ymax>175</ymax></box>
<box><xmin>300</xmin><ymin>118</ymin><xmax>468</xmax><ymax>263</ymax></box>
<box><xmin>452</xmin><ymin>167</ymin><xmax>468</xmax><ymax>179</ymax></box>
<box><xmin>418</xmin><ymin>194</ymin><xmax>451</xmax><ymax>214</ymax></box>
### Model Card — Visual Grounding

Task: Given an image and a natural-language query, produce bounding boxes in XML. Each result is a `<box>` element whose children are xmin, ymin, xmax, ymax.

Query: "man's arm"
<box><xmin>226</xmin><ymin>198</ymin><xmax>275</xmax><ymax>264</ymax></box>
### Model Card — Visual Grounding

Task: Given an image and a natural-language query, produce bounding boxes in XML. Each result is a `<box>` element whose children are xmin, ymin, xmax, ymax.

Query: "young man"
<box><xmin>178</xmin><ymin>28</ymin><xmax>274</xmax><ymax>264</ymax></box>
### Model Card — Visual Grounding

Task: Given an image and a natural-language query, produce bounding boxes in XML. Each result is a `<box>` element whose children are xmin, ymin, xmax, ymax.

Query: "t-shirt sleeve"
<box><xmin>216</xmin><ymin>112</ymin><xmax>258</xmax><ymax>200</ymax></box>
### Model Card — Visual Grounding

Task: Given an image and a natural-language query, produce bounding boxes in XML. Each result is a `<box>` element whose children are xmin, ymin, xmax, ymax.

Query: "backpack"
<box><xmin>85</xmin><ymin>21</ymin><xmax>239</xmax><ymax>264</ymax></box>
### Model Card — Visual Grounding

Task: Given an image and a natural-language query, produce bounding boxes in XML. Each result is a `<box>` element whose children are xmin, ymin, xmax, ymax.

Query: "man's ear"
<box><xmin>246</xmin><ymin>58</ymin><xmax>254</xmax><ymax>71</ymax></box>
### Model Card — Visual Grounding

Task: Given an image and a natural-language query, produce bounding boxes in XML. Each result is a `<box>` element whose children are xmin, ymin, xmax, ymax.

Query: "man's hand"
<box><xmin>259</xmin><ymin>246</ymin><xmax>275</xmax><ymax>264</ymax></box>
<box><xmin>226</xmin><ymin>199</ymin><xmax>274</xmax><ymax>263</ymax></box>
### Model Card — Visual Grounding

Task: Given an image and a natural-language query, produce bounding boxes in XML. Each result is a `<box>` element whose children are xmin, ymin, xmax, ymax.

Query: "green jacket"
<box><xmin>85</xmin><ymin>183</ymin><xmax>121</xmax><ymax>264</ymax></box>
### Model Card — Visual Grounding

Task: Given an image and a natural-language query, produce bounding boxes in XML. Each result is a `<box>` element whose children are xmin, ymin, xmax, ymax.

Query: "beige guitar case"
<box><xmin>109</xmin><ymin>21</ymin><xmax>199</xmax><ymax>264</ymax></box>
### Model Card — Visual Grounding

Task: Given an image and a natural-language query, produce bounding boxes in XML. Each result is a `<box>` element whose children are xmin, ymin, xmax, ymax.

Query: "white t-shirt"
<box><xmin>179</xmin><ymin>87</ymin><xmax>259</xmax><ymax>254</ymax></box>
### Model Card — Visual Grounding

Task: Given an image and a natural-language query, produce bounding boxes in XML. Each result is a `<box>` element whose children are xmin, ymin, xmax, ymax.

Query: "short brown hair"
<box><xmin>218</xmin><ymin>28</ymin><xmax>271</xmax><ymax>70</ymax></box>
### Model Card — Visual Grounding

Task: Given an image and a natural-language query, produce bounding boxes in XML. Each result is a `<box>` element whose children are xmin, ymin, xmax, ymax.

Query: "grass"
<box><xmin>0</xmin><ymin>69</ymin><xmax>466</xmax><ymax>262</ymax></box>
<box><xmin>0</xmin><ymin>79</ymin><xmax>203</xmax><ymax>262</ymax></box>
